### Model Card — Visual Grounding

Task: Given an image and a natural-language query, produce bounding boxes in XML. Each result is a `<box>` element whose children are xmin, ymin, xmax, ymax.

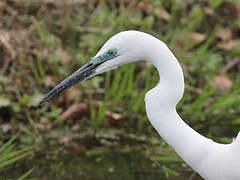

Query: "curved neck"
<box><xmin>150</xmin><ymin>41</ymin><xmax>184</xmax><ymax>107</ymax></box>
<box><xmin>144</xmin><ymin>40</ymin><xmax>215</xmax><ymax>173</ymax></box>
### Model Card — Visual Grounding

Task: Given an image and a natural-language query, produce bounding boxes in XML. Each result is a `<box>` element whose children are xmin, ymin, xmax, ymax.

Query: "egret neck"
<box><xmin>144</xmin><ymin>39</ymin><xmax>212</xmax><ymax>169</ymax></box>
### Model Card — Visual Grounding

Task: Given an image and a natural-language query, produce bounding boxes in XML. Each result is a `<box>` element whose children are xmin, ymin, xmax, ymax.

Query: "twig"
<box><xmin>185</xmin><ymin>85</ymin><xmax>202</xmax><ymax>94</ymax></box>
<box><xmin>22</xmin><ymin>0</ymin><xmax>86</xmax><ymax>4</ymax></box>
<box><xmin>0</xmin><ymin>32</ymin><xmax>15</xmax><ymax>58</ymax></box>
<box><xmin>188</xmin><ymin>172</ymin><xmax>197</xmax><ymax>180</ymax></box>
<box><xmin>0</xmin><ymin>47</ymin><xmax>10</xmax><ymax>75</ymax></box>
<box><xmin>220</xmin><ymin>56</ymin><xmax>240</xmax><ymax>73</ymax></box>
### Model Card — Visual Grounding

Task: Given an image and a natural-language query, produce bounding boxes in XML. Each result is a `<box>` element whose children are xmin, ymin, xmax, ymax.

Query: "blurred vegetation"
<box><xmin>0</xmin><ymin>134</ymin><xmax>34</xmax><ymax>179</ymax></box>
<box><xmin>0</xmin><ymin>0</ymin><xmax>240</xmax><ymax>179</ymax></box>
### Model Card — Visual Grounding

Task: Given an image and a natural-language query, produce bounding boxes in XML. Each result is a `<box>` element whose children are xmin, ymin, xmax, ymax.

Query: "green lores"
<box><xmin>40</xmin><ymin>48</ymin><xmax>118</xmax><ymax>104</ymax></box>
<box><xmin>91</xmin><ymin>48</ymin><xmax>118</xmax><ymax>64</ymax></box>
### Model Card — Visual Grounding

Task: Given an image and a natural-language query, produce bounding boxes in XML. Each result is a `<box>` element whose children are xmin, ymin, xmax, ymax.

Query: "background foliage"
<box><xmin>1</xmin><ymin>0</ymin><xmax>240</xmax><ymax>179</ymax></box>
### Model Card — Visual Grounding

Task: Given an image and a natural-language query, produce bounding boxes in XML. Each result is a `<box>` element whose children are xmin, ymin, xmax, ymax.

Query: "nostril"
<box><xmin>86</xmin><ymin>62</ymin><xmax>93</xmax><ymax>68</ymax></box>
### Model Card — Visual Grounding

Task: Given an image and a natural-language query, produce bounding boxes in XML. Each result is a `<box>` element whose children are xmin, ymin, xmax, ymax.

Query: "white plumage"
<box><xmin>41</xmin><ymin>30</ymin><xmax>240</xmax><ymax>179</ymax></box>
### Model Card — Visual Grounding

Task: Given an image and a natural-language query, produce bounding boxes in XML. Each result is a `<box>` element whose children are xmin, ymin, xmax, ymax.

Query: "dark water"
<box><xmin>1</xmin><ymin>128</ymin><xmax>204</xmax><ymax>180</ymax></box>
<box><xmin>2</xmin><ymin>148</ymin><xmax>203</xmax><ymax>180</ymax></box>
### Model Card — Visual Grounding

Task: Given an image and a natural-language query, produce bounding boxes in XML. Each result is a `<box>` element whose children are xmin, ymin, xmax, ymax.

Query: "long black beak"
<box><xmin>40</xmin><ymin>61</ymin><xmax>98</xmax><ymax>104</ymax></box>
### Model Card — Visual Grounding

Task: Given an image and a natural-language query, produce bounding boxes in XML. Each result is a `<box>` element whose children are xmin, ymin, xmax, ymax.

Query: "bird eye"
<box><xmin>108</xmin><ymin>49</ymin><xmax>116</xmax><ymax>56</ymax></box>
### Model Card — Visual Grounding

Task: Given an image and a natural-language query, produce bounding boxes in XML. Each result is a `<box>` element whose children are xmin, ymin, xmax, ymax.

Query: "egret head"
<box><xmin>40</xmin><ymin>30</ymin><xmax>146</xmax><ymax>104</ymax></box>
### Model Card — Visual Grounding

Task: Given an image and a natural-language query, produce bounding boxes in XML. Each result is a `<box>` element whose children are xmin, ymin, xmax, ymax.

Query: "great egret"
<box><xmin>40</xmin><ymin>31</ymin><xmax>240</xmax><ymax>180</ymax></box>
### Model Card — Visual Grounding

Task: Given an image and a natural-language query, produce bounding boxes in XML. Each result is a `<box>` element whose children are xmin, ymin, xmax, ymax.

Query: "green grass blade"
<box><xmin>17</xmin><ymin>167</ymin><xmax>35</xmax><ymax>180</ymax></box>
<box><xmin>0</xmin><ymin>151</ymin><xmax>32</xmax><ymax>169</ymax></box>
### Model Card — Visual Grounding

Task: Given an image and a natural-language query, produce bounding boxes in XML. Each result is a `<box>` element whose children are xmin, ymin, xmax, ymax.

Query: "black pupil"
<box><xmin>109</xmin><ymin>51</ymin><xmax>114</xmax><ymax>55</ymax></box>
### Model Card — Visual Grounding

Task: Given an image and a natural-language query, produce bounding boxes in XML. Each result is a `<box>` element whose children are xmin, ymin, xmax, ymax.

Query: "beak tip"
<box><xmin>39</xmin><ymin>100</ymin><xmax>45</xmax><ymax>105</ymax></box>
<box><xmin>39</xmin><ymin>97</ymin><xmax>48</xmax><ymax>105</ymax></box>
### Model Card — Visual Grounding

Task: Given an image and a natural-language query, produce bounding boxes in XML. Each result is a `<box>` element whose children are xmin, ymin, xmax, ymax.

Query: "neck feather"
<box><xmin>144</xmin><ymin>39</ymin><xmax>217</xmax><ymax>176</ymax></box>
<box><xmin>144</xmin><ymin>39</ymin><xmax>184</xmax><ymax>107</ymax></box>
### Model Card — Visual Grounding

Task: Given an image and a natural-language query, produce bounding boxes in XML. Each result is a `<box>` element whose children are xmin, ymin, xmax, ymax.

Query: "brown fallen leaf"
<box><xmin>37</xmin><ymin>100</ymin><xmax>107</xmax><ymax>129</ymax></box>
<box><xmin>46</xmin><ymin>103</ymin><xmax>89</xmax><ymax>129</ymax></box>
<box><xmin>72</xmin><ymin>124</ymin><xmax>81</xmax><ymax>131</ymax></box>
<box><xmin>203</xmin><ymin>7</ymin><xmax>215</xmax><ymax>16</ymax></box>
<box><xmin>217</xmin><ymin>40</ymin><xmax>240</xmax><ymax>51</ymax></box>
<box><xmin>211</xmin><ymin>75</ymin><xmax>232</xmax><ymax>92</ymax></box>
<box><xmin>217</xmin><ymin>28</ymin><xmax>232</xmax><ymax>41</ymax></box>
<box><xmin>154</xmin><ymin>8</ymin><xmax>171</xmax><ymax>21</ymax></box>
<box><xmin>0</xmin><ymin>1</ymin><xmax>6</xmax><ymax>11</ymax></box>
<box><xmin>188</xmin><ymin>32</ymin><xmax>206</xmax><ymax>44</ymax></box>
<box><xmin>6</xmin><ymin>5</ymin><xmax>18</xmax><ymax>16</ymax></box>
<box><xmin>105</xmin><ymin>111</ymin><xmax>125</xmax><ymax>126</ymax></box>
<box><xmin>61</xmin><ymin>103</ymin><xmax>89</xmax><ymax>121</ymax></box>
<box><xmin>175</xmin><ymin>32</ymin><xmax>206</xmax><ymax>51</ymax></box>
<box><xmin>32</xmin><ymin>122</ymin><xmax>47</xmax><ymax>130</ymax></box>
<box><xmin>138</xmin><ymin>0</ymin><xmax>151</xmax><ymax>14</ymax></box>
